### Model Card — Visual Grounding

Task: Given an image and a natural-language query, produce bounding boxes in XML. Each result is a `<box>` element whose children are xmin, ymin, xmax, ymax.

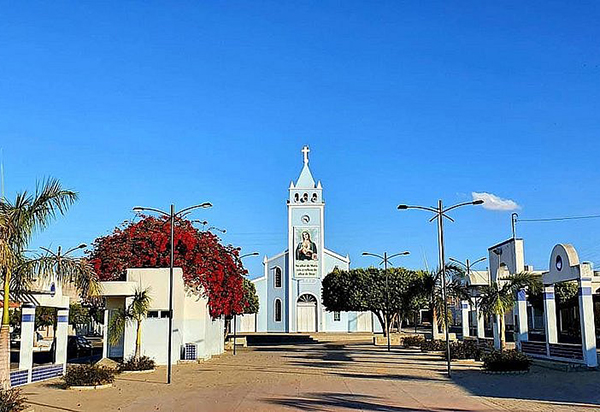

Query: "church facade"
<box><xmin>241</xmin><ymin>147</ymin><xmax>374</xmax><ymax>333</ymax></box>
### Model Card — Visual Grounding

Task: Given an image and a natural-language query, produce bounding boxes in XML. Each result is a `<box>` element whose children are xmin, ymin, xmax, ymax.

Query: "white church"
<box><xmin>239</xmin><ymin>146</ymin><xmax>374</xmax><ymax>333</ymax></box>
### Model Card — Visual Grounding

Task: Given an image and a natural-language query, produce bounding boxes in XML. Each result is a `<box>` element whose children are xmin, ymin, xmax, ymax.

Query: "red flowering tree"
<box><xmin>89</xmin><ymin>216</ymin><xmax>247</xmax><ymax>317</ymax></box>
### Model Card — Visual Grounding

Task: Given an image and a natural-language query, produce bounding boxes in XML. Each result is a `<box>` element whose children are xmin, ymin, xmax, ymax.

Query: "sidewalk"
<box><xmin>23</xmin><ymin>342</ymin><xmax>600</xmax><ymax>411</ymax></box>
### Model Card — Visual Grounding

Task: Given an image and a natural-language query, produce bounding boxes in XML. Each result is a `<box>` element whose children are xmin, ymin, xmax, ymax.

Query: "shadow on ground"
<box><xmin>263</xmin><ymin>392</ymin><xmax>473</xmax><ymax>411</ymax></box>
<box><xmin>452</xmin><ymin>365</ymin><xmax>600</xmax><ymax>407</ymax></box>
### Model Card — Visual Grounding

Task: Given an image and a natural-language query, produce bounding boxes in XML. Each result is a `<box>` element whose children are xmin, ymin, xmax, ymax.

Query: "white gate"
<box><xmin>297</xmin><ymin>294</ymin><xmax>317</xmax><ymax>332</ymax></box>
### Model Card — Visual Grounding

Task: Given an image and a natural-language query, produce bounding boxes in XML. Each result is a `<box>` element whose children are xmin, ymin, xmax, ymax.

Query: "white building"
<box><xmin>239</xmin><ymin>146</ymin><xmax>374</xmax><ymax>333</ymax></box>
<box><xmin>100</xmin><ymin>268</ymin><xmax>224</xmax><ymax>364</ymax></box>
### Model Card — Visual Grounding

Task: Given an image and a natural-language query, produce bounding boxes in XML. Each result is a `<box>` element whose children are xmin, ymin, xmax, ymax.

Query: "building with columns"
<box><xmin>241</xmin><ymin>146</ymin><xmax>373</xmax><ymax>333</ymax></box>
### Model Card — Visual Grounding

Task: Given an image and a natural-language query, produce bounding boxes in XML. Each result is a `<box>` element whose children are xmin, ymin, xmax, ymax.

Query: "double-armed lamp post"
<box><xmin>133</xmin><ymin>202</ymin><xmax>212</xmax><ymax>384</ymax></box>
<box><xmin>448</xmin><ymin>256</ymin><xmax>487</xmax><ymax>337</ymax></box>
<box><xmin>232</xmin><ymin>252</ymin><xmax>260</xmax><ymax>355</ymax></box>
<box><xmin>362</xmin><ymin>251</ymin><xmax>410</xmax><ymax>352</ymax></box>
<box><xmin>191</xmin><ymin>220</ymin><xmax>227</xmax><ymax>234</ymax></box>
<box><xmin>39</xmin><ymin>243</ymin><xmax>87</xmax><ymax>363</ymax></box>
<box><xmin>397</xmin><ymin>199</ymin><xmax>483</xmax><ymax>377</ymax></box>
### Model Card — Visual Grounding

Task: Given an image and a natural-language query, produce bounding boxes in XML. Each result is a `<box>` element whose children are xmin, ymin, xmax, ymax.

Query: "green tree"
<box><xmin>322</xmin><ymin>267</ymin><xmax>420</xmax><ymax>337</ymax></box>
<box><xmin>242</xmin><ymin>278</ymin><xmax>259</xmax><ymax>315</ymax></box>
<box><xmin>0</xmin><ymin>179</ymin><xmax>78</xmax><ymax>389</ymax></box>
<box><xmin>69</xmin><ymin>303</ymin><xmax>92</xmax><ymax>329</ymax></box>
<box><xmin>478</xmin><ymin>272</ymin><xmax>541</xmax><ymax>350</ymax></box>
<box><xmin>108</xmin><ymin>288</ymin><xmax>152</xmax><ymax>360</ymax></box>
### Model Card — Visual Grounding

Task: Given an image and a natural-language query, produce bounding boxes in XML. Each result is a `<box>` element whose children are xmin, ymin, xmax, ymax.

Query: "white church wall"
<box><xmin>266</xmin><ymin>253</ymin><xmax>288</xmax><ymax>332</ymax></box>
<box><xmin>253</xmin><ymin>277</ymin><xmax>268</xmax><ymax>332</ymax></box>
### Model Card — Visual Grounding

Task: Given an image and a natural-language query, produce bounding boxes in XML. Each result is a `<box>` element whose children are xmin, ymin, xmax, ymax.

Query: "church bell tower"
<box><xmin>286</xmin><ymin>146</ymin><xmax>325</xmax><ymax>331</ymax></box>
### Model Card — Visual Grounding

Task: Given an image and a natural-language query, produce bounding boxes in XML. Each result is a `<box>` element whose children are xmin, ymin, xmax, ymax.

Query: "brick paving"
<box><xmin>23</xmin><ymin>341</ymin><xmax>600</xmax><ymax>411</ymax></box>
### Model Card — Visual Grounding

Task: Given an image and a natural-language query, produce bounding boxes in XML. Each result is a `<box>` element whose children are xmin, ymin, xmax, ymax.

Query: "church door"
<box><xmin>297</xmin><ymin>294</ymin><xmax>317</xmax><ymax>332</ymax></box>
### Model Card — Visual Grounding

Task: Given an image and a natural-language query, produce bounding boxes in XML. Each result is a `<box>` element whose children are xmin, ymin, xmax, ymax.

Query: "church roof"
<box><xmin>295</xmin><ymin>145</ymin><xmax>316</xmax><ymax>188</ymax></box>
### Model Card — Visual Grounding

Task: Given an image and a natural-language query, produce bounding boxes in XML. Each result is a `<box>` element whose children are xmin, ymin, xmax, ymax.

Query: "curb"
<box><xmin>120</xmin><ymin>369</ymin><xmax>156</xmax><ymax>375</ymax></box>
<box><xmin>483</xmin><ymin>369</ymin><xmax>529</xmax><ymax>375</ymax></box>
<box><xmin>68</xmin><ymin>383</ymin><xmax>114</xmax><ymax>390</ymax></box>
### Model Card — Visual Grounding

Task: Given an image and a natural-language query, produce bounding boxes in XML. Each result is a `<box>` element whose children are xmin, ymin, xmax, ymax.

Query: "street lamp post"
<box><xmin>132</xmin><ymin>202</ymin><xmax>212</xmax><ymax>384</ymax></box>
<box><xmin>39</xmin><ymin>243</ymin><xmax>87</xmax><ymax>363</ymax></box>
<box><xmin>448</xmin><ymin>256</ymin><xmax>487</xmax><ymax>338</ymax></box>
<box><xmin>362</xmin><ymin>251</ymin><xmax>410</xmax><ymax>352</ymax></box>
<box><xmin>398</xmin><ymin>199</ymin><xmax>483</xmax><ymax>377</ymax></box>
<box><xmin>232</xmin><ymin>252</ymin><xmax>259</xmax><ymax>355</ymax></box>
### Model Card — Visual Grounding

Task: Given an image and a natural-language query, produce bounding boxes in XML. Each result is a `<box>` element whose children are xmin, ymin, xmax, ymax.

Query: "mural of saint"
<box><xmin>296</xmin><ymin>230</ymin><xmax>318</xmax><ymax>261</ymax></box>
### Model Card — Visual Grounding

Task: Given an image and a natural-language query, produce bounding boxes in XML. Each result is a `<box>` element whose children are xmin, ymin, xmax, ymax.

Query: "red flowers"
<box><xmin>89</xmin><ymin>216</ymin><xmax>246</xmax><ymax>318</ymax></box>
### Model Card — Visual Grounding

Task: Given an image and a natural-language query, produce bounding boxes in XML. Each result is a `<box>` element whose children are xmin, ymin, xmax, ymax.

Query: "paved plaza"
<box><xmin>23</xmin><ymin>340</ymin><xmax>600</xmax><ymax>411</ymax></box>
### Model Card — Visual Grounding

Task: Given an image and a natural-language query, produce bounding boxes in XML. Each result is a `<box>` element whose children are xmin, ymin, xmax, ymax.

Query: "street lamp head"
<box><xmin>397</xmin><ymin>204</ymin><xmax>408</xmax><ymax>210</ymax></box>
<box><xmin>361</xmin><ymin>252</ymin><xmax>369</xmax><ymax>256</ymax></box>
<box><xmin>132</xmin><ymin>206</ymin><xmax>144</xmax><ymax>212</ymax></box>
<box><xmin>472</xmin><ymin>199</ymin><xmax>484</xmax><ymax>205</ymax></box>
<box><xmin>200</xmin><ymin>202</ymin><xmax>213</xmax><ymax>208</ymax></box>
<box><xmin>400</xmin><ymin>251</ymin><xmax>410</xmax><ymax>256</ymax></box>
<box><xmin>77</xmin><ymin>243</ymin><xmax>87</xmax><ymax>249</ymax></box>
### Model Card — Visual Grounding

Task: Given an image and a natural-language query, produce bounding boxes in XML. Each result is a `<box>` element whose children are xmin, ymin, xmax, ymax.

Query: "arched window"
<box><xmin>274</xmin><ymin>299</ymin><xmax>282</xmax><ymax>322</ymax></box>
<box><xmin>274</xmin><ymin>267</ymin><xmax>282</xmax><ymax>288</ymax></box>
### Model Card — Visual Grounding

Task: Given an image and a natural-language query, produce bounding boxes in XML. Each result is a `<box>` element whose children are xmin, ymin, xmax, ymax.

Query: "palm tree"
<box><xmin>416</xmin><ymin>264</ymin><xmax>469</xmax><ymax>340</ymax></box>
<box><xmin>478</xmin><ymin>272</ymin><xmax>541</xmax><ymax>351</ymax></box>
<box><xmin>0</xmin><ymin>178</ymin><xmax>78</xmax><ymax>389</ymax></box>
<box><xmin>108</xmin><ymin>288</ymin><xmax>152</xmax><ymax>360</ymax></box>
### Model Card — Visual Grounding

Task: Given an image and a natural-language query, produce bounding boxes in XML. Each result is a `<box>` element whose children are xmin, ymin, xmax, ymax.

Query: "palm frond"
<box><xmin>130</xmin><ymin>288</ymin><xmax>152</xmax><ymax>321</ymax></box>
<box><xmin>107</xmin><ymin>308</ymin><xmax>129</xmax><ymax>346</ymax></box>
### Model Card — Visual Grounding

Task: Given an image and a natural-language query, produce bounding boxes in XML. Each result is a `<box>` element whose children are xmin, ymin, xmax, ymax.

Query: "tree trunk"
<box><xmin>431</xmin><ymin>306</ymin><xmax>441</xmax><ymax>340</ymax></box>
<box><xmin>134</xmin><ymin>319</ymin><xmax>142</xmax><ymax>359</ymax></box>
<box><xmin>500</xmin><ymin>314</ymin><xmax>506</xmax><ymax>351</ymax></box>
<box><xmin>0</xmin><ymin>269</ymin><xmax>11</xmax><ymax>389</ymax></box>
<box><xmin>373</xmin><ymin>311</ymin><xmax>386</xmax><ymax>337</ymax></box>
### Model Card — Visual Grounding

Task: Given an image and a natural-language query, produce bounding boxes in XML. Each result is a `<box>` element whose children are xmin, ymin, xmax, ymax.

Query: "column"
<box><xmin>578</xmin><ymin>278</ymin><xmax>597</xmax><ymax>367</ymax></box>
<box><xmin>19</xmin><ymin>305</ymin><xmax>36</xmax><ymax>383</ymax></box>
<box><xmin>102</xmin><ymin>308</ymin><xmax>109</xmax><ymax>359</ymax></box>
<box><xmin>543</xmin><ymin>285</ymin><xmax>557</xmax><ymax>357</ymax></box>
<box><xmin>475</xmin><ymin>303</ymin><xmax>485</xmax><ymax>339</ymax></box>
<box><xmin>461</xmin><ymin>301</ymin><xmax>470</xmax><ymax>339</ymax></box>
<box><xmin>55</xmin><ymin>308</ymin><xmax>69</xmax><ymax>373</ymax></box>
<box><xmin>515</xmin><ymin>289</ymin><xmax>529</xmax><ymax>348</ymax></box>
<box><xmin>492</xmin><ymin>314</ymin><xmax>501</xmax><ymax>349</ymax></box>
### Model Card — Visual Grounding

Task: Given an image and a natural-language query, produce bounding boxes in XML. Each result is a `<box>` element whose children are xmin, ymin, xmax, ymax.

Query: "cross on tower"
<box><xmin>302</xmin><ymin>145</ymin><xmax>310</xmax><ymax>164</ymax></box>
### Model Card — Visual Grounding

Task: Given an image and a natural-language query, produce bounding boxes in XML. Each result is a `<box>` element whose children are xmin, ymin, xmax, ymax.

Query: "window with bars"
<box><xmin>274</xmin><ymin>267</ymin><xmax>282</xmax><ymax>288</ymax></box>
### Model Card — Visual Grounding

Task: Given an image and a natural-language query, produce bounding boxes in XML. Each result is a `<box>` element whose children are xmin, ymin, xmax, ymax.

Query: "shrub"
<box><xmin>420</xmin><ymin>339</ymin><xmax>446</xmax><ymax>352</ymax></box>
<box><xmin>402</xmin><ymin>335</ymin><xmax>424</xmax><ymax>348</ymax></box>
<box><xmin>0</xmin><ymin>388</ymin><xmax>27</xmax><ymax>412</ymax></box>
<box><xmin>483</xmin><ymin>350</ymin><xmax>531</xmax><ymax>372</ymax></box>
<box><xmin>442</xmin><ymin>340</ymin><xmax>482</xmax><ymax>361</ymax></box>
<box><xmin>63</xmin><ymin>364</ymin><xmax>116</xmax><ymax>387</ymax></box>
<box><xmin>118</xmin><ymin>356</ymin><xmax>155</xmax><ymax>372</ymax></box>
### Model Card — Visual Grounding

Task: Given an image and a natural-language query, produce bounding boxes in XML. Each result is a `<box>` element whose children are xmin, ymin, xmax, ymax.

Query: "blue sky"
<box><xmin>1</xmin><ymin>1</ymin><xmax>599</xmax><ymax>279</ymax></box>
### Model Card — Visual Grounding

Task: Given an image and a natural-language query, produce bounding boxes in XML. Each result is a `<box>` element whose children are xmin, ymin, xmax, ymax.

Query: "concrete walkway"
<box><xmin>23</xmin><ymin>341</ymin><xmax>600</xmax><ymax>411</ymax></box>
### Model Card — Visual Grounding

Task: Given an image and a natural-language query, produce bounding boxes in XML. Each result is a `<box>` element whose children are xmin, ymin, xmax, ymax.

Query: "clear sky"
<box><xmin>1</xmin><ymin>1</ymin><xmax>600</xmax><ymax>279</ymax></box>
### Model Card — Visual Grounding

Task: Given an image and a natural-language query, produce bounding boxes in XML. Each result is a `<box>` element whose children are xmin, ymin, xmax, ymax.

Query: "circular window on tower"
<box><xmin>301</xmin><ymin>215</ymin><xmax>310</xmax><ymax>224</ymax></box>
<box><xmin>556</xmin><ymin>255</ymin><xmax>563</xmax><ymax>271</ymax></box>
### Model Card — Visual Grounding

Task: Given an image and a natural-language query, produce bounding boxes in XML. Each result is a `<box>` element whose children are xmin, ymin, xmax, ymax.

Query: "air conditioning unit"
<box><xmin>182</xmin><ymin>343</ymin><xmax>197</xmax><ymax>361</ymax></box>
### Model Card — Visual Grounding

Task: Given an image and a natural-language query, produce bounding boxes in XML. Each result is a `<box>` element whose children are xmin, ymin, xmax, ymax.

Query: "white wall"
<box><xmin>103</xmin><ymin>268</ymin><xmax>224</xmax><ymax>364</ymax></box>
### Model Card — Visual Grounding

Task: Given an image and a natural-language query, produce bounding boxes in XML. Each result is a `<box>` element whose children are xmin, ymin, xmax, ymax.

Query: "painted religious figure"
<box><xmin>296</xmin><ymin>230</ymin><xmax>318</xmax><ymax>261</ymax></box>
<box><xmin>294</xmin><ymin>228</ymin><xmax>319</xmax><ymax>278</ymax></box>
